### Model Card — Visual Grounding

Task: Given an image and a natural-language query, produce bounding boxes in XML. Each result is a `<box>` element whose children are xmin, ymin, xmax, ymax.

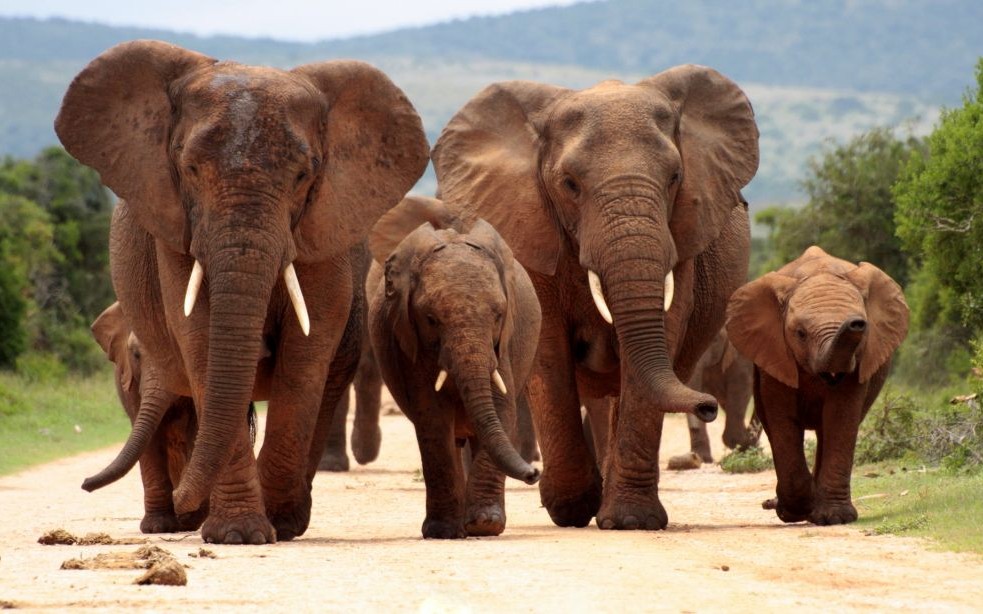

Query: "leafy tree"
<box><xmin>895</xmin><ymin>58</ymin><xmax>983</xmax><ymax>335</ymax></box>
<box><xmin>755</xmin><ymin>127</ymin><xmax>924</xmax><ymax>284</ymax></box>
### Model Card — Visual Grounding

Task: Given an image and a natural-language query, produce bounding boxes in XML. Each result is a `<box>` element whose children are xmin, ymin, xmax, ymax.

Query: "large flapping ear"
<box><xmin>369</xmin><ymin>195</ymin><xmax>463</xmax><ymax>264</ymax></box>
<box><xmin>641</xmin><ymin>65</ymin><xmax>759</xmax><ymax>262</ymax></box>
<box><xmin>383</xmin><ymin>223</ymin><xmax>443</xmax><ymax>362</ymax></box>
<box><xmin>432</xmin><ymin>81</ymin><xmax>571</xmax><ymax>276</ymax></box>
<box><xmin>291</xmin><ymin>61</ymin><xmax>429</xmax><ymax>262</ymax></box>
<box><xmin>726</xmin><ymin>272</ymin><xmax>799</xmax><ymax>389</ymax></box>
<box><xmin>846</xmin><ymin>263</ymin><xmax>910</xmax><ymax>383</ymax></box>
<box><xmin>465</xmin><ymin>219</ymin><xmax>519</xmax><ymax>357</ymax></box>
<box><xmin>54</xmin><ymin>40</ymin><xmax>216</xmax><ymax>254</ymax></box>
<box><xmin>91</xmin><ymin>302</ymin><xmax>135</xmax><ymax>390</ymax></box>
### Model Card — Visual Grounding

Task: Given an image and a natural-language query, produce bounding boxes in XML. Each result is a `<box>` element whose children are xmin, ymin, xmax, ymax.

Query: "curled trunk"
<box><xmin>818</xmin><ymin>318</ymin><xmax>867</xmax><ymax>375</ymax></box>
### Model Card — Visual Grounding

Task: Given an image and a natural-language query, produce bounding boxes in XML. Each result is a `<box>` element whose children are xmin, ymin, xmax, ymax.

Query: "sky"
<box><xmin>0</xmin><ymin>0</ymin><xmax>582</xmax><ymax>42</ymax></box>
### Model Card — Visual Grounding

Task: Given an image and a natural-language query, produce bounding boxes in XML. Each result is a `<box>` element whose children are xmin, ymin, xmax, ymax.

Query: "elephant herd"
<box><xmin>55</xmin><ymin>40</ymin><xmax>909</xmax><ymax>544</ymax></box>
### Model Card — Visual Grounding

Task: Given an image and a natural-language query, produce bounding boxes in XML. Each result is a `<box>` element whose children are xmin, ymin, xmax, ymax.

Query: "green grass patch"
<box><xmin>719</xmin><ymin>446</ymin><xmax>774</xmax><ymax>474</ymax></box>
<box><xmin>853</xmin><ymin>464</ymin><xmax>983</xmax><ymax>554</ymax></box>
<box><xmin>0</xmin><ymin>369</ymin><xmax>128</xmax><ymax>475</ymax></box>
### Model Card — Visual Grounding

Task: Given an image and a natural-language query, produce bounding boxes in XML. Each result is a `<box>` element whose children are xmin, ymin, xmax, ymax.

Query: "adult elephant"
<box><xmin>55</xmin><ymin>40</ymin><xmax>428</xmax><ymax>544</ymax></box>
<box><xmin>432</xmin><ymin>65</ymin><xmax>759</xmax><ymax>529</ymax></box>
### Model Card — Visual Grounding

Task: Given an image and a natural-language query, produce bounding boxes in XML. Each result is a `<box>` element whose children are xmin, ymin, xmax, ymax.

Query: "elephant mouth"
<box><xmin>820</xmin><ymin>372</ymin><xmax>846</xmax><ymax>386</ymax></box>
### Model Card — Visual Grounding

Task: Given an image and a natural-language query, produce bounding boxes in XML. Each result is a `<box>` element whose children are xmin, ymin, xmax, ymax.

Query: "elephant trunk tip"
<box><xmin>80</xmin><ymin>476</ymin><xmax>103</xmax><ymax>492</ymax></box>
<box><xmin>694</xmin><ymin>399</ymin><xmax>718</xmax><ymax>423</ymax></box>
<box><xmin>172</xmin><ymin>482</ymin><xmax>205</xmax><ymax>516</ymax></box>
<box><xmin>519</xmin><ymin>465</ymin><xmax>541</xmax><ymax>485</ymax></box>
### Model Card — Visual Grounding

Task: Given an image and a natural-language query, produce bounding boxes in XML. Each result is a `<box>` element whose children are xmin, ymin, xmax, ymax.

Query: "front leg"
<box><xmin>526</xmin><ymin>316</ymin><xmax>602</xmax><ymax>528</ymax></box>
<box><xmin>757</xmin><ymin>372</ymin><xmax>813</xmax><ymax>523</ymax></box>
<box><xmin>416</xmin><ymin>418</ymin><xmax>467</xmax><ymax>539</ymax></box>
<box><xmin>810</xmin><ymin>377</ymin><xmax>869</xmax><ymax>525</ymax></box>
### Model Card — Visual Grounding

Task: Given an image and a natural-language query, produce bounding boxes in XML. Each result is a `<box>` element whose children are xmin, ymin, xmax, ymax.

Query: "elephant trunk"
<box><xmin>172</xmin><ymin>232</ymin><xmax>281</xmax><ymax>514</ymax></box>
<box><xmin>82</xmin><ymin>372</ymin><xmax>175</xmax><ymax>491</ymax></box>
<box><xmin>592</xmin><ymin>209</ymin><xmax>717</xmax><ymax>422</ymax></box>
<box><xmin>451</xmin><ymin>347</ymin><xmax>540</xmax><ymax>485</ymax></box>
<box><xmin>818</xmin><ymin>317</ymin><xmax>868</xmax><ymax>375</ymax></box>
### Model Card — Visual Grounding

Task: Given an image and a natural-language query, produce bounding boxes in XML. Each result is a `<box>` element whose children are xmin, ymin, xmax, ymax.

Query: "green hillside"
<box><xmin>1</xmin><ymin>0</ymin><xmax>978</xmax><ymax>204</ymax></box>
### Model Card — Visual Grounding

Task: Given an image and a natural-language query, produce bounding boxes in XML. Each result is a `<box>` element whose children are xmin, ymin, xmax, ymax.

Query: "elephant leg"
<box><xmin>516</xmin><ymin>392</ymin><xmax>539</xmax><ymax>463</ymax></box>
<box><xmin>526</xmin><ymin>326</ymin><xmax>602</xmax><ymax>528</ymax></box>
<box><xmin>596</xmin><ymin>374</ymin><xmax>669</xmax><ymax>531</ymax></box>
<box><xmin>138</xmin><ymin>423</ymin><xmax>181</xmax><ymax>534</ymax></box>
<box><xmin>687</xmin><ymin>414</ymin><xmax>714</xmax><ymax>463</ymax></box>
<box><xmin>417</xmin><ymin>419</ymin><xmax>467</xmax><ymax>539</ymax></box>
<box><xmin>464</xmin><ymin>439</ymin><xmax>507</xmax><ymax>537</ymax></box>
<box><xmin>757</xmin><ymin>374</ymin><xmax>813</xmax><ymax>523</ymax></box>
<box><xmin>318</xmin><ymin>388</ymin><xmax>351</xmax><ymax>472</ymax></box>
<box><xmin>810</xmin><ymin>387</ymin><xmax>867</xmax><ymax>525</ymax></box>
<box><xmin>351</xmin><ymin>343</ymin><xmax>383</xmax><ymax>465</ymax></box>
<box><xmin>164</xmin><ymin>400</ymin><xmax>208</xmax><ymax>531</ymax></box>
<box><xmin>582</xmin><ymin>396</ymin><xmax>611</xmax><ymax>473</ymax></box>
<box><xmin>200</xmin><ymin>422</ymin><xmax>274</xmax><ymax>544</ymax></box>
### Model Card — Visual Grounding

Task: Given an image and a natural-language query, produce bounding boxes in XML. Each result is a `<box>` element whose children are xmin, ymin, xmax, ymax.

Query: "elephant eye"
<box><xmin>295</xmin><ymin>170</ymin><xmax>308</xmax><ymax>185</ymax></box>
<box><xmin>669</xmin><ymin>171</ymin><xmax>680</xmax><ymax>187</ymax></box>
<box><xmin>795</xmin><ymin>328</ymin><xmax>807</xmax><ymax>340</ymax></box>
<box><xmin>426</xmin><ymin>314</ymin><xmax>439</xmax><ymax>327</ymax></box>
<box><xmin>187</xmin><ymin>164</ymin><xmax>199</xmax><ymax>177</ymax></box>
<box><xmin>562</xmin><ymin>176</ymin><xmax>581</xmax><ymax>197</ymax></box>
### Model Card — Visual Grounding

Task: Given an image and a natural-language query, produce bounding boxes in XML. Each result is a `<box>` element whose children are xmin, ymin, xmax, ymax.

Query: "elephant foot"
<box><xmin>541</xmin><ymin>480</ymin><xmax>602</xmax><ymax>528</ymax></box>
<box><xmin>140</xmin><ymin>511</ymin><xmax>180</xmax><ymax>534</ymax></box>
<box><xmin>465</xmin><ymin>503</ymin><xmax>505</xmax><ymax>537</ymax></box>
<box><xmin>318</xmin><ymin>452</ymin><xmax>350</xmax><ymax>472</ymax></box>
<box><xmin>596</xmin><ymin>496</ymin><xmax>668</xmax><ymax>531</ymax></box>
<box><xmin>176</xmin><ymin>505</ymin><xmax>209</xmax><ymax>532</ymax></box>
<box><xmin>201</xmin><ymin>512</ymin><xmax>276</xmax><ymax>545</ymax></box>
<box><xmin>422</xmin><ymin>517</ymin><xmax>466</xmax><ymax>539</ymax></box>
<box><xmin>774</xmin><ymin>498</ymin><xmax>812</xmax><ymax>524</ymax></box>
<box><xmin>266</xmin><ymin>491</ymin><xmax>313</xmax><ymax>541</ymax></box>
<box><xmin>810</xmin><ymin>501</ymin><xmax>857</xmax><ymax>526</ymax></box>
<box><xmin>351</xmin><ymin>425</ymin><xmax>382</xmax><ymax>465</ymax></box>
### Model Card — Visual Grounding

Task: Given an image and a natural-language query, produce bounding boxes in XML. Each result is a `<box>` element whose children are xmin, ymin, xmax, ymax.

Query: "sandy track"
<box><xmin>1</xmin><ymin>407</ymin><xmax>981</xmax><ymax>612</ymax></box>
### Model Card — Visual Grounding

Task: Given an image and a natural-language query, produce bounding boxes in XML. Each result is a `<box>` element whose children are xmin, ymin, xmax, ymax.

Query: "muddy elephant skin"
<box><xmin>432</xmin><ymin>65</ymin><xmax>759</xmax><ymax>529</ymax></box>
<box><xmin>369</xmin><ymin>196</ymin><xmax>542</xmax><ymax>539</ymax></box>
<box><xmin>55</xmin><ymin>40</ymin><xmax>428</xmax><ymax>544</ymax></box>
<box><xmin>726</xmin><ymin>246</ymin><xmax>909</xmax><ymax>525</ymax></box>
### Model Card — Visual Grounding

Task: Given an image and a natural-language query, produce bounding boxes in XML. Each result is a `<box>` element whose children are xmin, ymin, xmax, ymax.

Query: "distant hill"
<box><xmin>1</xmin><ymin>1</ymin><xmax>979</xmax><ymax>205</ymax></box>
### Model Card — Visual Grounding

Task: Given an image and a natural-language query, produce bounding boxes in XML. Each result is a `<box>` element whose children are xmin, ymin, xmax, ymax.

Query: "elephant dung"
<box><xmin>667</xmin><ymin>451</ymin><xmax>703</xmax><ymax>471</ymax></box>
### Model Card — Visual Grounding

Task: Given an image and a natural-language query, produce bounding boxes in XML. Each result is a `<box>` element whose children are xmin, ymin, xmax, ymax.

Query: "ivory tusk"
<box><xmin>184</xmin><ymin>260</ymin><xmax>204</xmax><ymax>317</ymax></box>
<box><xmin>587</xmin><ymin>270</ymin><xmax>613</xmax><ymax>324</ymax></box>
<box><xmin>283</xmin><ymin>263</ymin><xmax>310</xmax><ymax>336</ymax></box>
<box><xmin>492</xmin><ymin>370</ymin><xmax>508</xmax><ymax>395</ymax></box>
<box><xmin>434</xmin><ymin>369</ymin><xmax>448</xmax><ymax>392</ymax></box>
<box><xmin>664</xmin><ymin>270</ymin><xmax>675</xmax><ymax>312</ymax></box>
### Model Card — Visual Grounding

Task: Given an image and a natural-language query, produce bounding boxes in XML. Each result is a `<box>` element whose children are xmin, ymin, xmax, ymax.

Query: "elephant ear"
<box><xmin>54</xmin><ymin>40</ymin><xmax>217</xmax><ymax>254</ymax></box>
<box><xmin>432</xmin><ymin>81</ymin><xmax>571</xmax><ymax>276</ymax></box>
<box><xmin>91</xmin><ymin>302</ymin><xmax>135</xmax><ymax>391</ymax></box>
<box><xmin>641</xmin><ymin>65</ymin><xmax>759</xmax><ymax>261</ymax></box>
<box><xmin>846</xmin><ymin>263</ymin><xmax>910</xmax><ymax>383</ymax></box>
<box><xmin>383</xmin><ymin>223</ymin><xmax>443</xmax><ymax>362</ymax></box>
<box><xmin>292</xmin><ymin>61</ymin><xmax>429</xmax><ymax>261</ymax></box>
<box><xmin>464</xmin><ymin>219</ymin><xmax>519</xmax><ymax>358</ymax></box>
<box><xmin>726</xmin><ymin>272</ymin><xmax>799</xmax><ymax>389</ymax></box>
<box><xmin>369</xmin><ymin>195</ymin><xmax>462</xmax><ymax>264</ymax></box>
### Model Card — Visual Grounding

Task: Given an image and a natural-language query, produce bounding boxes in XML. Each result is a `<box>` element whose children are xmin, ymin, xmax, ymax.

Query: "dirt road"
<box><xmin>1</xmin><ymin>407</ymin><xmax>981</xmax><ymax>611</ymax></box>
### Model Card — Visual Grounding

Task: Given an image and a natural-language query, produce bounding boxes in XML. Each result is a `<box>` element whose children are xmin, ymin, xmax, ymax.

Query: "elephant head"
<box><xmin>431</xmin><ymin>65</ymin><xmax>758</xmax><ymax>417</ymax></box>
<box><xmin>379</xmin><ymin>208</ymin><xmax>540</xmax><ymax>484</ymax></box>
<box><xmin>726</xmin><ymin>246</ymin><xmax>910</xmax><ymax>388</ymax></box>
<box><xmin>56</xmin><ymin>41</ymin><xmax>429</xmax><ymax>511</ymax></box>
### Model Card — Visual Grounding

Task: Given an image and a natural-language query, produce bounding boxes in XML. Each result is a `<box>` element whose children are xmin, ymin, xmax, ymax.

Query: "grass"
<box><xmin>852</xmin><ymin>463</ymin><xmax>983</xmax><ymax>554</ymax></box>
<box><xmin>0</xmin><ymin>368</ymin><xmax>129</xmax><ymax>476</ymax></box>
<box><xmin>719</xmin><ymin>446</ymin><xmax>774</xmax><ymax>473</ymax></box>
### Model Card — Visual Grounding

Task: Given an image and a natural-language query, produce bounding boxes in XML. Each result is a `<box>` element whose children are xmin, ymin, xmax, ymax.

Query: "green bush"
<box><xmin>720</xmin><ymin>446</ymin><xmax>774</xmax><ymax>474</ymax></box>
<box><xmin>15</xmin><ymin>352</ymin><xmax>67</xmax><ymax>382</ymax></box>
<box><xmin>0</xmin><ymin>264</ymin><xmax>26</xmax><ymax>368</ymax></box>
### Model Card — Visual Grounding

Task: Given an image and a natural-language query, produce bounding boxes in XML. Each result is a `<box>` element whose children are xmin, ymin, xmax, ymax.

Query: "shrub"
<box><xmin>15</xmin><ymin>352</ymin><xmax>67</xmax><ymax>383</ymax></box>
<box><xmin>720</xmin><ymin>446</ymin><xmax>774</xmax><ymax>474</ymax></box>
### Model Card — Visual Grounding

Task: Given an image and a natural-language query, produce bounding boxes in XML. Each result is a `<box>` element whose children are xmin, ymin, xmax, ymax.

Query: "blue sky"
<box><xmin>0</xmin><ymin>0</ymin><xmax>581</xmax><ymax>41</ymax></box>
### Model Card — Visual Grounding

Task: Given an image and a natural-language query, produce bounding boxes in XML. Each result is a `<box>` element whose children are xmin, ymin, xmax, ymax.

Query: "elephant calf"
<box><xmin>726</xmin><ymin>246</ymin><xmax>909</xmax><ymax>525</ymax></box>
<box><xmin>369</xmin><ymin>196</ymin><xmax>542</xmax><ymax>539</ymax></box>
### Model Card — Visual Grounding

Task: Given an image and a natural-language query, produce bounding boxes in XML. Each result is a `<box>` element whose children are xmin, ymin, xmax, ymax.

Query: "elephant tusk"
<box><xmin>492</xmin><ymin>369</ymin><xmax>508</xmax><ymax>395</ymax></box>
<box><xmin>184</xmin><ymin>260</ymin><xmax>204</xmax><ymax>317</ymax></box>
<box><xmin>664</xmin><ymin>270</ymin><xmax>675</xmax><ymax>312</ymax></box>
<box><xmin>434</xmin><ymin>369</ymin><xmax>448</xmax><ymax>392</ymax></box>
<box><xmin>283</xmin><ymin>263</ymin><xmax>310</xmax><ymax>336</ymax></box>
<box><xmin>587</xmin><ymin>270</ymin><xmax>613</xmax><ymax>324</ymax></box>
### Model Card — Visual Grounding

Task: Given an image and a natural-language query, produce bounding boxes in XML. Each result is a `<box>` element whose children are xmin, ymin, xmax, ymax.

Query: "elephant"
<box><xmin>55</xmin><ymin>40</ymin><xmax>429</xmax><ymax>544</ymax></box>
<box><xmin>726</xmin><ymin>246</ymin><xmax>909</xmax><ymax>525</ymax></box>
<box><xmin>90</xmin><ymin>301</ymin><xmax>258</xmax><ymax>533</ymax></box>
<box><xmin>368</xmin><ymin>196</ymin><xmax>542</xmax><ymax>538</ymax></box>
<box><xmin>431</xmin><ymin>65</ymin><xmax>759</xmax><ymax>529</ymax></box>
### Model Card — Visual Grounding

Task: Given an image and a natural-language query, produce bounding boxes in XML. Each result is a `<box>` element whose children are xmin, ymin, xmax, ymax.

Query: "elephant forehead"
<box><xmin>553</xmin><ymin>84</ymin><xmax>676</xmax><ymax>132</ymax></box>
<box><xmin>787</xmin><ymin>274</ymin><xmax>865</xmax><ymax>318</ymax></box>
<box><xmin>181</xmin><ymin>64</ymin><xmax>319</xmax><ymax>111</ymax></box>
<box><xmin>418</xmin><ymin>249</ymin><xmax>504</xmax><ymax>305</ymax></box>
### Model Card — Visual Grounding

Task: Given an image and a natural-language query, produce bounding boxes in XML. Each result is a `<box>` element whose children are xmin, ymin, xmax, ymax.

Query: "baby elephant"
<box><xmin>90</xmin><ymin>302</ymin><xmax>256</xmax><ymax>533</ymax></box>
<box><xmin>369</xmin><ymin>196</ymin><xmax>542</xmax><ymax>539</ymax></box>
<box><xmin>726</xmin><ymin>246</ymin><xmax>909</xmax><ymax>525</ymax></box>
